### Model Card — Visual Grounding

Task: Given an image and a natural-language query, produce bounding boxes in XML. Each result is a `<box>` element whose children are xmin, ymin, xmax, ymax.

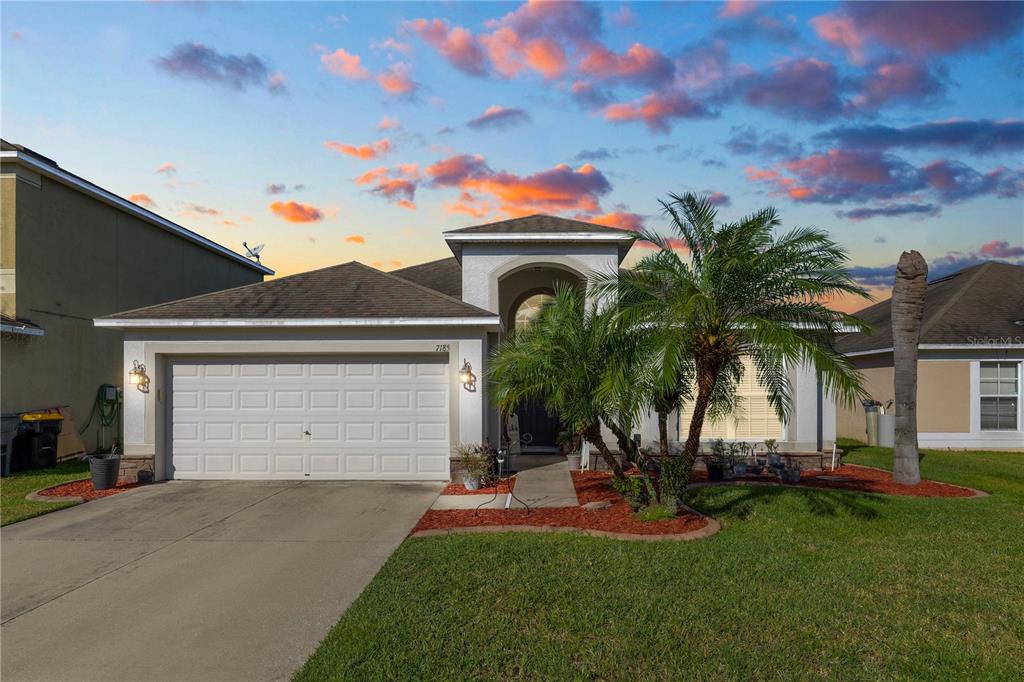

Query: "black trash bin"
<box><xmin>11</xmin><ymin>411</ymin><xmax>64</xmax><ymax>472</ymax></box>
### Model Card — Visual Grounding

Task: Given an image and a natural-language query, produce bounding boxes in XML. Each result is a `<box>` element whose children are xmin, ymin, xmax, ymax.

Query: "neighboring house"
<box><xmin>97</xmin><ymin>215</ymin><xmax>833</xmax><ymax>482</ymax></box>
<box><xmin>1</xmin><ymin>140</ymin><xmax>272</xmax><ymax>460</ymax></box>
<box><xmin>836</xmin><ymin>262</ymin><xmax>1024</xmax><ymax>450</ymax></box>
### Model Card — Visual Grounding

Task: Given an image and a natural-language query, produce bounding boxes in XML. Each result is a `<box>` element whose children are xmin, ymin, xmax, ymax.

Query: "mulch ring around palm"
<box><xmin>34</xmin><ymin>479</ymin><xmax>140</xmax><ymax>502</ymax></box>
<box><xmin>441</xmin><ymin>476</ymin><xmax>516</xmax><ymax>495</ymax></box>
<box><xmin>414</xmin><ymin>471</ymin><xmax>711</xmax><ymax>539</ymax></box>
<box><xmin>691</xmin><ymin>464</ymin><xmax>982</xmax><ymax>498</ymax></box>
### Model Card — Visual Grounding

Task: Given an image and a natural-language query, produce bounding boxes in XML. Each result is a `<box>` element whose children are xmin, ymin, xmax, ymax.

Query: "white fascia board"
<box><xmin>0</xmin><ymin>323</ymin><xmax>44</xmax><ymax>336</ymax></box>
<box><xmin>0</xmin><ymin>151</ymin><xmax>274</xmax><ymax>276</ymax></box>
<box><xmin>443</xmin><ymin>232</ymin><xmax>633</xmax><ymax>242</ymax></box>
<box><xmin>94</xmin><ymin>316</ymin><xmax>501</xmax><ymax>329</ymax></box>
<box><xmin>843</xmin><ymin>343</ymin><xmax>1024</xmax><ymax>357</ymax></box>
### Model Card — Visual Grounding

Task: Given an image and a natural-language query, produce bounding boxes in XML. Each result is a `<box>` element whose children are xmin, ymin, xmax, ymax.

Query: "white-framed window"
<box><xmin>979</xmin><ymin>361</ymin><xmax>1020</xmax><ymax>431</ymax></box>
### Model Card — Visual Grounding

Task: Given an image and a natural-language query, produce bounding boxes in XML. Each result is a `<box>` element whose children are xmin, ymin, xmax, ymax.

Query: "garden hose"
<box><xmin>78</xmin><ymin>384</ymin><xmax>122</xmax><ymax>446</ymax></box>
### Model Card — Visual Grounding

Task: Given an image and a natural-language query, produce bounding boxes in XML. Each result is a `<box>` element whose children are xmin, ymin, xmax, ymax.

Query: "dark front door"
<box><xmin>516</xmin><ymin>399</ymin><xmax>559</xmax><ymax>450</ymax></box>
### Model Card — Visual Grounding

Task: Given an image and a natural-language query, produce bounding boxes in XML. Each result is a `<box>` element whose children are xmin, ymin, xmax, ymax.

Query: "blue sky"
<box><xmin>3</xmin><ymin>1</ymin><xmax>1022</xmax><ymax>309</ymax></box>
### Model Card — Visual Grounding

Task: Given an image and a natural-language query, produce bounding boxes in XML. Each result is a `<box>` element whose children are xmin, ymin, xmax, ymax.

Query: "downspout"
<box><xmin>815</xmin><ymin>369</ymin><xmax>823</xmax><ymax>452</ymax></box>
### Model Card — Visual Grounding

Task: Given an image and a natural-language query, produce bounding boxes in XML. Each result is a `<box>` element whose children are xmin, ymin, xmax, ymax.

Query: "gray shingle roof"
<box><xmin>392</xmin><ymin>257</ymin><xmax>462</xmax><ymax>298</ymax></box>
<box><xmin>445</xmin><ymin>214</ymin><xmax>630</xmax><ymax>235</ymax></box>
<box><xmin>101</xmin><ymin>261</ymin><xmax>494</xmax><ymax>320</ymax></box>
<box><xmin>836</xmin><ymin>262</ymin><xmax>1024</xmax><ymax>354</ymax></box>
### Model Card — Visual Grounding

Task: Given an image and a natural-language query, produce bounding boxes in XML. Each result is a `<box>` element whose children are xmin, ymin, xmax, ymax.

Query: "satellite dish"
<box><xmin>243</xmin><ymin>241</ymin><xmax>265</xmax><ymax>262</ymax></box>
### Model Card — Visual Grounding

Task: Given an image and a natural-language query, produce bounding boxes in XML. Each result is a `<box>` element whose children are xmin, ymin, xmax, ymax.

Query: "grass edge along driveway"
<box><xmin>1</xmin><ymin>460</ymin><xmax>90</xmax><ymax>526</ymax></box>
<box><xmin>296</xmin><ymin>442</ymin><xmax>1024</xmax><ymax>681</ymax></box>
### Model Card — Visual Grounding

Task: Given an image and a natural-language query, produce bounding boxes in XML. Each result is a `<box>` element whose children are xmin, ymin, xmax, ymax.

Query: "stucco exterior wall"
<box><xmin>0</xmin><ymin>168</ymin><xmax>264</xmax><ymax>450</ymax></box>
<box><xmin>1</xmin><ymin>175</ymin><xmax>16</xmax><ymax>317</ymax></box>
<box><xmin>837</xmin><ymin>355</ymin><xmax>1005</xmax><ymax>447</ymax></box>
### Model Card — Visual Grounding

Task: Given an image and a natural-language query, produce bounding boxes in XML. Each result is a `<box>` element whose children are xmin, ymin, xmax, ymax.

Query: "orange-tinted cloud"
<box><xmin>377</xmin><ymin>62</ymin><xmax>418</xmax><ymax>95</ymax></box>
<box><xmin>377</xmin><ymin>116</ymin><xmax>401</xmax><ymax>130</ymax></box>
<box><xmin>355</xmin><ymin>163</ymin><xmax>420</xmax><ymax>209</ymax></box>
<box><xmin>603</xmin><ymin>91</ymin><xmax>713</xmax><ymax>133</ymax></box>
<box><xmin>128</xmin><ymin>193</ymin><xmax>156</xmax><ymax>208</ymax></box>
<box><xmin>320</xmin><ymin>48</ymin><xmax>370</xmax><ymax>79</ymax></box>
<box><xmin>523</xmin><ymin>37</ymin><xmax>568</xmax><ymax>79</ymax></box>
<box><xmin>403</xmin><ymin>18</ymin><xmax>487</xmax><ymax>76</ymax></box>
<box><xmin>269</xmin><ymin>200</ymin><xmax>325</xmax><ymax>223</ymax></box>
<box><xmin>344</xmin><ymin>234</ymin><xmax>366</xmax><ymax>244</ymax></box>
<box><xmin>718</xmin><ymin>0</ymin><xmax>760</xmax><ymax>19</ymax></box>
<box><xmin>581</xmin><ymin>210</ymin><xmax>645</xmax><ymax>231</ymax></box>
<box><xmin>579</xmin><ymin>42</ymin><xmax>673</xmax><ymax>86</ymax></box>
<box><xmin>324</xmin><ymin>138</ymin><xmax>392</xmax><ymax>159</ymax></box>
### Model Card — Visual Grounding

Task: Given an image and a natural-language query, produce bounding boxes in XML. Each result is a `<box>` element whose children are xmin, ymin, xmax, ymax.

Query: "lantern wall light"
<box><xmin>128</xmin><ymin>359</ymin><xmax>150</xmax><ymax>393</ymax></box>
<box><xmin>459</xmin><ymin>359</ymin><xmax>476</xmax><ymax>392</ymax></box>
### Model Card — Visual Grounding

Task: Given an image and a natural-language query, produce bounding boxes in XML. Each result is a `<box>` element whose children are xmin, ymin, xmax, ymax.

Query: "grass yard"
<box><xmin>0</xmin><ymin>460</ymin><xmax>90</xmax><ymax>526</ymax></box>
<box><xmin>297</xmin><ymin>442</ymin><xmax>1024</xmax><ymax>680</ymax></box>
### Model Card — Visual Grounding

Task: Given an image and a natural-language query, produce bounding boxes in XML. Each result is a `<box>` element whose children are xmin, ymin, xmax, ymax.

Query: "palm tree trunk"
<box><xmin>892</xmin><ymin>250</ymin><xmax>927</xmax><ymax>485</ymax></box>
<box><xmin>682</xmin><ymin>363</ymin><xmax>718</xmax><ymax>468</ymax></box>
<box><xmin>656</xmin><ymin>408</ymin><xmax>670</xmax><ymax>458</ymax></box>
<box><xmin>584</xmin><ymin>424</ymin><xmax>626</xmax><ymax>479</ymax></box>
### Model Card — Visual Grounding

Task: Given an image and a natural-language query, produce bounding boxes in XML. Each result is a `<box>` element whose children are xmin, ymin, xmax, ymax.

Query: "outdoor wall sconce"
<box><xmin>128</xmin><ymin>359</ymin><xmax>150</xmax><ymax>393</ymax></box>
<box><xmin>459</xmin><ymin>359</ymin><xmax>477</xmax><ymax>392</ymax></box>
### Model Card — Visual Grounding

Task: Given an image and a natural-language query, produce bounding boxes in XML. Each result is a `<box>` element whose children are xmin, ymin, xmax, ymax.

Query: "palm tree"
<box><xmin>489</xmin><ymin>285</ymin><xmax>631</xmax><ymax>479</ymax></box>
<box><xmin>593</xmin><ymin>192</ymin><xmax>872</xmax><ymax>471</ymax></box>
<box><xmin>891</xmin><ymin>250</ymin><xmax>927</xmax><ymax>485</ymax></box>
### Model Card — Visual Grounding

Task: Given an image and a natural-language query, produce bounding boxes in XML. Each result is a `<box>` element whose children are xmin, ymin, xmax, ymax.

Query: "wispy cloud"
<box><xmin>154</xmin><ymin>42</ymin><xmax>286</xmax><ymax>94</ymax></box>
<box><xmin>467</xmin><ymin>105</ymin><xmax>531</xmax><ymax>130</ymax></box>
<box><xmin>128</xmin><ymin>193</ymin><xmax>156</xmax><ymax>208</ymax></box>
<box><xmin>324</xmin><ymin>138</ymin><xmax>392</xmax><ymax>160</ymax></box>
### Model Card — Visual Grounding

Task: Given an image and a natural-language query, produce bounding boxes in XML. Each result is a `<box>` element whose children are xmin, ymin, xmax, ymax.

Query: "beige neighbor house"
<box><xmin>96</xmin><ymin>215</ymin><xmax>836</xmax><ymax>482</ymax></box>
<box><xmin>1</xmin><ymin>140</ymin><xmax>272</xmax><ymax>467</ymax></box>
<box><xmin>836</xmin><ymin>262</ymin><xmax>1024</xmax><ymax>451</ymax></box>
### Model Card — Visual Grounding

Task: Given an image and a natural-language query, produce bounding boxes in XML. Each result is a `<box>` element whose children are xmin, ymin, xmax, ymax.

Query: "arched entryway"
<box><xmin>497</xmin><ymin>264</ymin><xmax>585</xmax><ymax>452</ymax></box>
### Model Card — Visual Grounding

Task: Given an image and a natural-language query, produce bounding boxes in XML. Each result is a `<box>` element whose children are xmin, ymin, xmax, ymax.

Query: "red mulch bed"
<box><xmin>441</xmin><ymin>476</ymin><xmax>516</xmax><ymax>495</ymax></box>
<box><xmin>689</xmin><ymin>464</ymin><xmax>976</xmax><ymax>497</ymax></box>
<box><xmin>36</xmin><ymin>479</ymin><xmax>140</xmax><ymax>501</ymax></box>
<box><xmin>414</xmin><ymin>470</ymin><xmax>708</xmax><ymax>536</ymax></box>
<box><xmin>798</xmin><ymin>465</ymin><xmax>977</xmax><ymax>497</ymax></box>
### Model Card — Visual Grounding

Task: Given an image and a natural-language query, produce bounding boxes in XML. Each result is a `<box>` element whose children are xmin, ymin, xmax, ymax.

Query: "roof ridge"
<box><xmin>919</xmin><ymin>261</ymin><xmax>991</xmax><ymax>338</ymax></box>
<box><xmin>349</xmin><ymin>261</ymin><xmax>493</xmax><ymax>316</ymax></box>
<box><xmin>100</xmin><ymin>261</ymin><xmax>361</xmax><ymax>318</ymax></box>
<box><xmin>392</xmin><ymin>256</ymin><xmax>458</xmax><ymax>273</ymax></box>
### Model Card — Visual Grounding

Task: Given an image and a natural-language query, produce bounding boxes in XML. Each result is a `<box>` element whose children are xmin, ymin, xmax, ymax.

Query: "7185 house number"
<box><xmin>435</xmin><ymin>344</ymin><xmax>450</xmax><ymax>352</ymax></box>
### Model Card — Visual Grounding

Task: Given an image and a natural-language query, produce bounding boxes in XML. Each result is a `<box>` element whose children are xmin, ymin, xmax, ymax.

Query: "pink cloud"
<box><xmin>523</xmin><ymin>37</ymin><xmax>568</xmax><ymax>79</ymax></box>
<box><xmin>403</xmin><ymin>18</ymin><xmax>487</xmax><ymax>76</ymax></box>
<box><xmin>848</xmin><ymin>60</ymin><xmax>944</xmax><ymax>111</ymax></box>
<box><xmin>324</xmin><ymin>138</ymin><xmax>392</xmax><ymax>160</ymax></box>
<box><xmin>579</xmin><ymin>42</ymin><xmax>674</xmax><ymax>86</ymax></box>
<box><xmin>155</xmin><ymin>162</ymin><xmax>177</xmax><ymax>176</ymax></box>
<box><xmin>269</xmin><ymin>200</ymin><xmax>324</xmax><ymax>223</ymax></box>
<box><xmin>718</xmin><ymin>0</ymin><xmax>761</xmax><ymax>19</ymax></box>
<box><xmin>810</xmin><ymin>11</ymin><xmax>866</xmax><ymax>64</ymax></box>
<box><xmin>979</xmin><ymin>240</ymin><xmax>1024</xmax><ymax>259</ymax></box>
<box><xmin>426</xmin><ymin>154</ymin><xmax>490</xmax><ymax>186</ymax></box>
<box><xmin>371</xmin><ymin>37</ymin><xmax>412</xmax><ymax>54</ymax></box>
<box><xmin>128</xmin><ymin>193</ymin><xmax>156</xmax><ymax>208</ymax></box>
<box><xmin>320</xmin><ymin>48</ymin><xmax>370</xmax><ymax>79</ymax></box>
<box><xmin>466</xmin><ymin>105</ymin><xmax>531</xmax><ymax>130</ymax></box>
<box><xmin>738</xmin><ymin>58</ymin><xmax>842</xmax><ymax>120</ymax></box>
<box><xmin>377</xmin><ymin>116</ymin><xmax>401</xmax><ymax>130</ymax></box>
<box><xmin>377</xmin><ymin>62</ymin><xmax>418</xmax><ymax>95</ymax></box>
<box><xmin>602</xmin><ymin>91</ymin><xmax>713</xmax><ymax>133</ymax></box>
<box><xmin>355</xmin><ymin>163</ymin><xmax>420</xmax><ymax>209</ymax></box>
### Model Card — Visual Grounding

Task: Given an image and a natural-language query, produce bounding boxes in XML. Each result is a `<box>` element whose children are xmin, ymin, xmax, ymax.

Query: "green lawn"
<box><xmin>0</xmin><ymin>460</ymin><xmax>90</xmax><ymax>526</ymax></box>
<box><xmin>297</xmin><ymin>442</ymin><xmax>1024</xmax><ymax>680</ymax></box>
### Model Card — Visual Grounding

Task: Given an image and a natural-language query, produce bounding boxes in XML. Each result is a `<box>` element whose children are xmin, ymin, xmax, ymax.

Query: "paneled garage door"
<box><xmin>170</xmin><ymin>356</ymin><xmax>450</xmax><ymax>480</ymax></box>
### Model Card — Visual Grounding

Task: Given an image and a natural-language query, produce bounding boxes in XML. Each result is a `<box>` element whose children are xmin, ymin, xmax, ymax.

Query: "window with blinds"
<box><xmin>678</xmin><ymin>357</ymin><xmax>784</xmax><ymax>440</ymax></box>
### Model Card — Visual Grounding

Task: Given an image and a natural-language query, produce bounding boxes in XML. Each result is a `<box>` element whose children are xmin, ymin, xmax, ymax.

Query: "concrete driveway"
<box><xmin>1</xmin><ymin>480</ymin><xmax>441</xmax><ymax>682</ymax></box>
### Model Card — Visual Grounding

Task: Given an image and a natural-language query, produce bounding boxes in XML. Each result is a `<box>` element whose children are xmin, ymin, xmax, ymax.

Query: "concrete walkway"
<box><xmin>432</xmin><ymin>459</ymin><xmax>578</xmax><ymax>510</ymax></box>
<box><xmin>1</xmin><ymin>480</ymin><xmax>440</xmax><ymax>682</ymax></box>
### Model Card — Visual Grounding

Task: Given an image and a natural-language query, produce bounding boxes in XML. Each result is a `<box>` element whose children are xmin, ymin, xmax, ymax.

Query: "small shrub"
<box><xmin>454</xmin><ymin>442</ymin><xmax>494</xmax><ymax>481</ymax></box>
<box><xmin>635</xmin><ymin>505</ymin><xmax>676</xmax><ymax>522</ymax></box>
<box><xmin>611</xmin><ymin>475</ymin><xmax>649</xmax><ymax>510</ymax></box>
<box><xmin>659</xmin><ymin>456</ymin><xmax>691</xmax><ymax>505</ymax></box>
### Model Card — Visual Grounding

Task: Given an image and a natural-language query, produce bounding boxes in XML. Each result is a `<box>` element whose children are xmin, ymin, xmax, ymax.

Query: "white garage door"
<box><xmin>170</xmin><ymin>356</ymin><xmax>450</xmax><ymax>480</ymax></box>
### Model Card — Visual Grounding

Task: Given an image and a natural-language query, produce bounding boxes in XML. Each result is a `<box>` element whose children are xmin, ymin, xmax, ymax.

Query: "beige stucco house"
<box><xmin>97</xmin><ymin>215</ymin><xmax>834</xmax><ymax>482</ymax></box>
<box><xmin>835</xmin><ymin>262</ymin><xmax>1023</xmax><ymax>451</ymax></box>
<box><xmin>1</xmin><ymin>140</ymin><xmax>272</xmax><ymax>458</ymax></box>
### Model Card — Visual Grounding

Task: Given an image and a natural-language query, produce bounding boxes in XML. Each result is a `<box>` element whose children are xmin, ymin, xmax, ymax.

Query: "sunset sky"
<box><xmin>3</xmin><ymin>1</ymin><xmax>1022</xmax><ymax>310</ymax></box>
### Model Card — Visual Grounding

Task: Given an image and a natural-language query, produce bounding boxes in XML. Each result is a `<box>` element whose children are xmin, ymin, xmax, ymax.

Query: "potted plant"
<box><xmin>456</xmin><ymin>443</ymin><xmax>492</xmax><ymax>491</ymax></box>
<box><xmin>88</xmin><ymin>442</ymin><xmax>122</xmax><ymax>491</ymax></box>
<box><xmin>733</xmin><ymin>443</ymin><xmax>749</xmax><ymax>477</ymax></box>
<box><xmin>566</xmin><ymin>449</ymin><xmax>583</xmax><ymax>471</ymax></box>
<box><xmin>764</xmin><ymin>438</ymin><xmax>782</xmax><ymax>469</ymax></box>
<box><xmin>558</xmin><ymin>430</ymin><xmax>583</xmax><ymax>470</ymax></box>
<box><xmin>706</xmin><ymin>439</ymin><xmax>729</xmax><ymax>482</ymax></box>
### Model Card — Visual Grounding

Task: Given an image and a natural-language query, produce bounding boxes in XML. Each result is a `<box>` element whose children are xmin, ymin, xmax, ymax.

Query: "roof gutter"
<box><xmin>1</xmin><ymin>150</ymin><xmax>274</xmax><ymax>276</ymax></box>
<box><xmin>842</xmin><ymin>343</ymin><xmax>1024</xmax><ymax>357</ymax></box>
<box><xmin>1</xmin><ymin>321</ymin><xmax>44</xmax><ymax>336</ymax></box>
<box><xmin>94</xmin><ymin>316</ymin><xmax>501</xmax><ymax>329</ymax></box>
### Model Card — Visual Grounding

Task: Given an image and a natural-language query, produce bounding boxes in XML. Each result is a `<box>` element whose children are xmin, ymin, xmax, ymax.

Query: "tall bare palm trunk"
<box><xmin>682</xmin><ymin>363</ymin><xmax>718</xmax><ymax>467</ymax></box>
<box><xmin>892</xmin><ymin>250</ymin><xmax>927</xmax><ymax>485</ymax></box>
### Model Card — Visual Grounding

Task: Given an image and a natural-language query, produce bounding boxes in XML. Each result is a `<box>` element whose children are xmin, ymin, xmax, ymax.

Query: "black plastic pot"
<box><xmin>707</xmin><ymin>462</ymin><xmax>727</xmax><ymax>482</ymax></box>
<box><xmin>89</xmin><ymin>456</ymin><xmax>121</xmax><ymax>490</ymax></box>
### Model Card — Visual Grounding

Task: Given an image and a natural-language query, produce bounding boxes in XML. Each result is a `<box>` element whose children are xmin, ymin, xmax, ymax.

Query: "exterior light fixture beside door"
<box><xmin>459</xmin><ymin>359</ymin><xmax>476</xmax><ymax>392</ymax></box>
<box><xmin>128</xmin><ymin>359</ymin><xmax>150</xmax><ymax>393</ymax></box>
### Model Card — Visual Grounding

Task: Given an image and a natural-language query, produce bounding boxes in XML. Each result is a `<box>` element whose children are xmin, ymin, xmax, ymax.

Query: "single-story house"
<box><xmin>836</xmin><ymin>261</ymin><xmax>1023</xmax><ymax>450</ymax></box>
<box><xmin>1</xmin><ymin>139</ymin><xmax>272</xmax><ymax>464</ymax></box>
<box><xmin>97</xmin><ymin>215</ymin><xmax>835</xmax><ymax>481</ymax></box>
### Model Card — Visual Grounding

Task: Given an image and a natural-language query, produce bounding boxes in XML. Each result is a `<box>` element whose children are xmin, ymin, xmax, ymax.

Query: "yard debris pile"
<box><xmin>36</xmin><ymin>479</ymin><xmax>139</xmax><ymax>501</ymax></box>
